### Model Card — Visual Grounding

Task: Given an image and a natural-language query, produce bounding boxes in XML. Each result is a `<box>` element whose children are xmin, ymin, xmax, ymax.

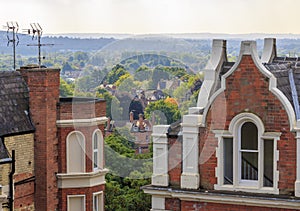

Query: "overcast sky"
<box><xmin>0</xmin><ymin>0</ymin><xmax>299</xmax><ymax>34</ymax></box>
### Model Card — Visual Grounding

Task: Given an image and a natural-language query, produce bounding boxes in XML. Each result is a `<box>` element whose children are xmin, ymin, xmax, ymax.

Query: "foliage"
<box><xmin>164</xmin><ymin>97</ymin><xmax>178</xmax><ymax>107</ymax></box>
<box><xmin>59</xmin><ymin>78</ymin><xmax>74</xmax><ymax>97</ymax></box>
<box><xmin>115</xmin><ymin>74</ymin><xmax>141</xmax><ymax>93</ymax></box>
<box><xmin>144</xmin><ymin>99</ymin><xmax>181</xmax><ymax>125</ymax></box>
<box><xmin>96</xmin><ymin>89</ymin><xmax>123</xmax><ymax>119</ymax></box>
<box><xmin>150</xmin><ymin>66</ymin><xmax>170</xmax><ymax>89</ymax></box>
<box><xmin>134</xmin><ymin>65</ymin><xmax>153</xmax><ymax>81</ymax></box>
<box><xmin>106</xmin><ymin>64</ymin><xmax>129</xmax><ymax>84</ymax></box>
<box><xmin>104</xmin><ymin>129</ymin><xmax>152</xmax><ymax>211</ymax></box>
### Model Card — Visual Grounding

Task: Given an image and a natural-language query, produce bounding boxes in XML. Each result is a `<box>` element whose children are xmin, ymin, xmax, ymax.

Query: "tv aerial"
<box><xmin>24</xmin><ymin>23</ymin><xmax>54</xmax><ymax>67</ymax></box>
<box><xmin>5</xmin><ymin>22</ymin><xmax>19</xmax><ymax>70</ymax></box>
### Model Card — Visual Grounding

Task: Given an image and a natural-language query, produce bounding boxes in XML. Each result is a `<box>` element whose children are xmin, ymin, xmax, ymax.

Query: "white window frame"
<box><xmin>66</xmin><ymin>131</ymin><xmax>86</xmax><ymax>173</ymax></box>
<box><xmin>67</xmin><ymin>194</ymin><xmax>86</xmax><ymax>211</ymax></box>
<box><xmin>92</xmin><ymin>130</ymin><xmax>104</xmax><ymax>171</ymax></box>
<box><xmin>214</xmin><ymin>113</ymin><xmax>280</xmax><ymax>194</ymax></box>
<box><xmin>93</xmin><ymin>191</ymin><xmax>104</xmax><ymax>211</ymax></box>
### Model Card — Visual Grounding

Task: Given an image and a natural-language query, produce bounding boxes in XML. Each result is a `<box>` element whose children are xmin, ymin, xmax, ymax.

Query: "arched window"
<box><xmin>214</xmin><ymin>113</ymin><xmax>280</xmax><ymax>194</ymax></box>
<box><xmin>239</xmin><ymin>122</ymin><xmax>259</xmax><ymax>185</ymax></box>
<box><xmin>67</xmin><ymin>131</ymin><xmax>85</xmax><ymax>173</ymax></box>
<box><xmin>92</xmin><ymin>130</ymin><xmax>103</xmax><ymax>171</ymax></box>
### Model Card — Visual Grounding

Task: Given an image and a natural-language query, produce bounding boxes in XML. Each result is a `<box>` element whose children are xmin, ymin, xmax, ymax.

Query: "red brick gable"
<box><xmin>200</xmin><ymin>55</ymin><xmax>296</xmax><ymax>194</ymax></box>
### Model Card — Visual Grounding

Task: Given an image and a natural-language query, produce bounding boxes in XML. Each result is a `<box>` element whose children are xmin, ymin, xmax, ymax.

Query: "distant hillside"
<box><xmin>1</xmin><ymin>31</ymin><xmax>300</xmax><ymax>57</ymax></box>
<box><xmin>0</xmin><ymin>31</ymin><xmax>115</xmax><ymax>55</ymax></box>
<box><xmin>119</xmin><ymin>53</ymin><xmax>193</xmax><ymax>73</ymax></box>
<box><xmin>46</xmin><ymin>32</ymin><xmax>300</xmax><ymax>40</ymax></box>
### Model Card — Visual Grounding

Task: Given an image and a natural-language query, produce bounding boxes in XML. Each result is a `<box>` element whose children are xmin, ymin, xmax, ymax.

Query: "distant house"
<box><xmin>143</xmin><ymin>39</ymin><xmax>300</xmax><ymax>210</ymax></box>
<box><xmin>157</xmin><ymin>78</ymin><xmax>181</xmax><ymax>90</ymax></box>
<box><xmin>130</xmin><ymin>113</ymin><xmax>152</xmax><ymax>154</ymax></box>
<box><xmin>0</xmin><ymin>66</ymin><xmax>108</xmax><ymax>211</ymax></box>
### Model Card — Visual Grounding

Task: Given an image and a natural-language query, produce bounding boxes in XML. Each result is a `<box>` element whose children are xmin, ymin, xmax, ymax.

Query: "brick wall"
<box><xmin>199</xmin><ymin>55</ymin><xmax>296</xmax><ymax>194</ymax></box>
<box><xmin>168</xmin><ymin>137</ymin><xmax>182</xmax><ymax>187</ymax></box>
<box><xmin>18</xmin><ymin>67</ymin><xmax>60</xmax><ymax>211</ymax></box>
<box><xmin>58</xmin><ymin>99</ymin><xmax>106</xmax><ymax>120</ymax></box>
<box><xmin>57</xmin><ymin>125</ymin><xmax>103</xmax><ymax>173</ymax></box>
<box><xmin>2</xmin><ymin>134</ymin><xmax>35</xmax><ymax>211</ymax></box>
<box><xmin>57</xmin><ymin>99</ymin><xmax>106</xmax><ymax>174</ymax></box>
<box><xmin>2</xmin><ymin>134</ymin><xmax>34</xmax><ymax>184</ymax></box>
<box><xmin>180</xmin><ymin>200</ymin><xmax>296</xmax><ymax>211</ymax></box>
<box><xmin>58</xmin><ymin>184</ymin><xmax>105</xmax><ymax>211</ymax></box>
<box><xmin>165</xmin><ymin>198</ymin><xmax>181</xmax><ymax>211</ymax></box>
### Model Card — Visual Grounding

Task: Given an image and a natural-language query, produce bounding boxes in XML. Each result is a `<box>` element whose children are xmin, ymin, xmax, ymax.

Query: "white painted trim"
<box><xmin>57</xmin><ymin>169</ymin><xmax>108</xmax><ymax>188</ymax></box>
<box><xmin>197</xmin><ymin>40</ymin><xmax>227</xmax><ymax>108</ymax></box>
<box><xmin>151</xmin><ymin>196</ymin><xmax>165</xmax><ymax>211</ymax></box>
<box><xmin>57</xmin><ymin>117</ymin><xmax>108</xmax><ymax>127</ymax></box>
<box><xmin>152</xmin><ymin>125</ymin><xmax>169</xmax><ymax>186</ymax></box>
<box><xmin>93</xmin><ymin>191</ymin><xmax>104</xmax><ymax>211</ymax></box>
<box><xmin>67</xmin><ymin>194</ymin><xmax>86</xmax><ymax>211</ymax></box>
<box><xmin>92</xmin><ymin>129</ymin><xmax>104</xmax><ymax>170</ymax></box>
<box><xmin>143</xmin><ymin>188</ymin><xmax>300</xmax><ymax>210</ymax></box>
<box><xmin>66</xmin><ymin>131</ymin><xmax>86</xmax><ymax>173</ymax></box>
<box><xmin>295</xmin><ymin>120</ymin><xmax>300</xmax><ymax>197</ymax></box>
<box><xmin>214</xmin><ymin>113</ymin><xmax>280</xmax><ymax>194</ymax></box>
<box><xmin>181</xmin><ymin>114</ymin><xmax>201</xmax><ymax>189</ymax></box>
<box><xmin>202</xmin><ymin>40</ymin><xmax>296</xmax><ymax>131</ymax></box>
<box><xmin>261</xmin><ymin>38</ymin><xmax>277</xmax><ymax>63</ymax></box>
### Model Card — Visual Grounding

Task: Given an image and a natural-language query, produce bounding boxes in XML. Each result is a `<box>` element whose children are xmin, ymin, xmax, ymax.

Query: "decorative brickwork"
<box><xmin>143</xmin><ymin>39</ymin><xmax>300</xmax><ymax>211</ymax></box>
<box><xmin>200</xmin><ymin>55</ymin><xmax>296</xmax><ymax>194</ymax></box>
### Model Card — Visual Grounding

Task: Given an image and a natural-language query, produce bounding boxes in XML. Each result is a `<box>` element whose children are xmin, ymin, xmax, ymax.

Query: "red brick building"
<box><xmin>143</xmin><ymin>39</ymin><xmax>300</xmax><ymax>210</ymax></box>
<box><xmin>0</xmin><ymin>65</ymin><xmax>107</xmax><ymax>211</ymax></box>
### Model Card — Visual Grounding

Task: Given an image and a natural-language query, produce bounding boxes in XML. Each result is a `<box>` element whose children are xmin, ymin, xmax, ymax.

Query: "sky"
<box><xmin>0</xmin><ymin>0</ymin><xmax>300</xmax><ymax>35</ymax></box>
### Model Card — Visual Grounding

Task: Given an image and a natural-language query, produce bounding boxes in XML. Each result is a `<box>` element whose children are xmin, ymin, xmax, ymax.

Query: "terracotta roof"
<box><xmin>0</xmin><ymin>71</ymin><xmax>35</xmax><ymax>137</ymax></box>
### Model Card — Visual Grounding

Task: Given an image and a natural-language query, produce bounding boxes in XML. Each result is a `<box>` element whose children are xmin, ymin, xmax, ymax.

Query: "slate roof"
<box><xmin>0</xmin><ymin>71</ymin><xmax>35</xmax><ymax>137</ymax></box>
<box><xmin>264</xmin><ymin>58</ymin><xmax>300</xmax><ymax>119</ymax></box>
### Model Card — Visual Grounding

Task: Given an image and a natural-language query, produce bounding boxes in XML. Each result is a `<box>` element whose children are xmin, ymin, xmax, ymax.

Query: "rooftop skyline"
<box><xmin>0</xmin><ymin>0</ymin><xmax>300</xmax><ymax>35</ymax></box>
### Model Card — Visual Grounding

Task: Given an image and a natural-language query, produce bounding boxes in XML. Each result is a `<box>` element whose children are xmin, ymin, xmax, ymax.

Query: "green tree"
<box><xmin>74</xmin><ymin>51</ymin><xmax>89</xmax><ymax>61</ymax></box>
<box><xmin>107</xmin><ymin>64</ymin><xmax>129</xmax><ymax>84</ymax></box>
<box><xmin>150</xmin><ymin>66</ymin><xmax>170</xmax><ymax>89</ymax></box>
<box><xmin>134</xmin><ymin>65</ymin><xmax>152</xmax><ymax>81</ymax></box>
<box><xmin>59</xmin><ymin>78</ymin><xmax>74</xmax><ymax>97</ymax></box>
<box><xmin>104</xmin><ymin>129</ymin><xmax>152</xmax><ymax>211</ymax></box>
<box><xmin>144</xmin><ymin>99</ymin><xmax>181</xmax><ymax>125</ymax></box>
<box><xmin>96</xmin><ymin>89</ymin><xmax>123</xmax><ymax>119</ymax></box>
<box><xmin>62</xmin><ymin>62</ymin><xmax>73</xmax><ymax>74</ymax></box>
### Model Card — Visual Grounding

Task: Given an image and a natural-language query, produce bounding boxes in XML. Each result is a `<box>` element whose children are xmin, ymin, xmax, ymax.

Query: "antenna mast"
<box><xmin>5</xmin><ymin>22</ymin><xmax>19</xmax><ymax>70</ymax></box>
<box><xmin>25</xmin><ymin>23</ymin><xmax>54</xmax><ymax>68</ymax></box>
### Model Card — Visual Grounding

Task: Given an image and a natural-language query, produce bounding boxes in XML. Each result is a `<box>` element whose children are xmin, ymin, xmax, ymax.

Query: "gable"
<box><xmin>202</xmin><ymin>41</ymin><xmax>296</xmax><ymax>130</ymax></box>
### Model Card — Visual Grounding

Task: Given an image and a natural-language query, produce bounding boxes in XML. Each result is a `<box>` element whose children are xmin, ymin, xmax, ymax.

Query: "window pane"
<box><xmin>68</xmin><ymin>196</ymin><xmax>84</xmax><ymax>211</ymax></box>
<box><xmin>94</xmin><ymin>152</ymin><xmax>98</xmax><ymax>169</ymax></box>
<box><xmin>94</xmin><ymin>135</ymin><xmax>98</xmax><ymax>149</ymax></box>
<box><xmin>241</xmin><ymin>122</ymin><xmax>258</xmax><ymax>150</ymax></box>
<box><xmin>94</xmin><ymin>195</ymin><xmax>98</xmax><ymax>211</ymax></box>
<box><xmin>241</xmin><ymin>152</ymin><xmax>258</xmax><ymax>180</ymax></box>
<box><xmin>68</xmin><ymin>133</ymin><xmax>85</xmax><ymax>173</ymax></box>
<box><xmin>264</xmin><ymin>139</ymin><xmax>273</xmax><ymax>187</ymax></box>
<box><xmin>223</xmin><ymin>138</ymin><xmax>233</xmax><ymax>185</ymax></box>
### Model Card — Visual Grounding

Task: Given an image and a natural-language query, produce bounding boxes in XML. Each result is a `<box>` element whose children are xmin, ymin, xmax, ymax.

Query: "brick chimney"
<box><xmin>18</xmin><ymin>65</ymin><xmax>60</xmax><ymax>211</ymax></box>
